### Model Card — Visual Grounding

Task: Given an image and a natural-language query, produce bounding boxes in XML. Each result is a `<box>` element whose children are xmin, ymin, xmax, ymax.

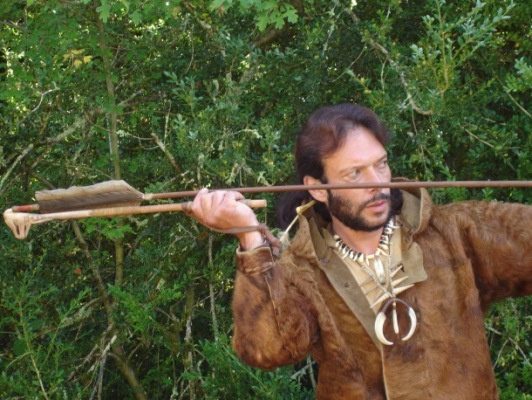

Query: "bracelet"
<box><xmin>214</xmin><ymin>223</ymin><xmax>282</xmax><ymax>257</ymax></box>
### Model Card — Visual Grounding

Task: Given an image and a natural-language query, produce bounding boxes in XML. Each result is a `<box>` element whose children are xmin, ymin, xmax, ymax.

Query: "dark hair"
<box><xmin>276</xmin><ymin>103</ymin><xmax>394</xmax><ymax>228</ymax></box>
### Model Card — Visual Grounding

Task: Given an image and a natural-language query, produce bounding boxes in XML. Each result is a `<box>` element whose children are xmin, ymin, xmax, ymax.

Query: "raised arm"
<box><xmin>433</xmin><ymin>201</ymin><xmax>532</xmax><ymax>309</ymax></box>
<box><xmin>188</xmin><ymin>189</ymin><xmax>318</xmax><ymax>369</ymax></box>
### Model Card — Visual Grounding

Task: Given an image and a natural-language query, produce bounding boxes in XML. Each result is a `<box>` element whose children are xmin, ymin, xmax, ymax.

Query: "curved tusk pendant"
<box><xmin>374</xmin><ymin>298</ymin><xmax>418</xmax><ymax>346</ymax></box>
<box><xmin>375</xmin><ymin>311</ymin><xmax>394</xmax><ymax>345</ymax></box>
<box><xmin>402</xmin><ymin>306</ymin><xmax>417</xmax><ymax>341</ymax></box>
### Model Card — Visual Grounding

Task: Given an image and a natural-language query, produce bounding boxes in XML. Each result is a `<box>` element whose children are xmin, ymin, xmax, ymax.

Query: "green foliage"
<box><xmin>210</xmin><ymin>0</ymin><xmax>300</xmax><ymax>31</ymax></box>
<box><xmin>184</xmin><ymin>334</ymin><xmax>314</xmax><ymax>399</ymax></box>
<box><xmin>0</xmin><ymin>249</ymin><xmax>91</xmax><ymax>398</ymax></box>
<box><xmin>505</xmin><ymin>58</ymin><xmax>532</xmax><ymax>93</ymax></box>
<box><xmin>0</xmin><ymin>0</ymin><xmax>530</xmax><ymax>398</ymax></box>
<box><xmin>486</xmin><ymin>298</ymin><xmax>532</xmax><ymax>400</ymax></box>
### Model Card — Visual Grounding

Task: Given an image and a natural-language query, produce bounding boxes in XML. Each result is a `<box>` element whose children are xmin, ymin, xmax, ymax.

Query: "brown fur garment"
<box><xmin>231</xmin><ymin>193</ymin><xmax>531</xmax><ymax>400</ymax></box>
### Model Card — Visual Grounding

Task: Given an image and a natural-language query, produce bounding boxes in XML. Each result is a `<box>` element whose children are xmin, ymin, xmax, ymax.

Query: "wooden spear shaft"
<box><xmin>10</xmin><ymin>180</ymin><xmax>532</xmax><ymax>213</ymax></box>
<box><xmin>4</xmin><ymin>180</ymin><xmax>531</xmax><ymax>240</ymax></box>
<box><xmin>147</xmin><ymin>180</ymin><xmax>532</xmax><ymax>199</ymax></box>
<box><xmin>3</xmin><ymin>199</ymin><xmax>266</xmax><ymax>240</ymax></box>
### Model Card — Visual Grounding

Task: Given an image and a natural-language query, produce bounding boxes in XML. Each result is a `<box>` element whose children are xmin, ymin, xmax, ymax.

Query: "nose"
<box><xmin>362</xmin><ymin>166</ymin><xmax>389</xmax><ymax>194</ymax></box>
<box><xmin>365</xmin><ymin>166</ymin><xmax>385</xmax><ymax>183</ymax></box>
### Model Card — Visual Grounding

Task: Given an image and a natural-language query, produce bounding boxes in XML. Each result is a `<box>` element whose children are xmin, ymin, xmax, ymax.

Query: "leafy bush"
<box><xmin>1</xmin><ymin>0</ymin><xmax>530</xmax><ymax>398</ymax></box>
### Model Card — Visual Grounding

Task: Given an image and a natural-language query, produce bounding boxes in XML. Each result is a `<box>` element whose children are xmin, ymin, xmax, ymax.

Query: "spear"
<box><xmin>3</xmin><ymin>180</ymin><xmax>267</xmax><ymax>240</ymax></box>
<box><xmin>3</xmin><ymin>179</ymin><xmax>531</xmax><ymax>240</ymax></box>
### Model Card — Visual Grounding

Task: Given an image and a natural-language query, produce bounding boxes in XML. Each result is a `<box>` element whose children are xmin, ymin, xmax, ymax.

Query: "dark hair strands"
<box><xmin>276</xmin><ymin>104</ymin><xmax>394</xmax><ymax>229</ymax></box>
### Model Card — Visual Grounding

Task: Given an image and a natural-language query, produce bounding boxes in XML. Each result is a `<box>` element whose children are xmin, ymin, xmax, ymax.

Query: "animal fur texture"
<box><xmin>231</xmin><ymin>188</ymin><xmax>532</xmax><ymax>399</ymax></box>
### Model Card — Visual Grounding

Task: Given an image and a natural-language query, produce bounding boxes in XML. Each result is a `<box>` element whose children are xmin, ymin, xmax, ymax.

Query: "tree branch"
<box><xmin>151</xmin><ymin>133</ymin><xmax>184</xmax><ymax>173</ymax></box>
<box><xmin>334</xmin><ymin>0</ymin><xmax>433</xmax><ymax>116</ymax></box>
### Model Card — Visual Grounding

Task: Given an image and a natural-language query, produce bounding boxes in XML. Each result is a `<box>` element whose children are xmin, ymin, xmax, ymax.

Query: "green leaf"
<box><xmin>28</xmin><ymin>319</ymin><xmax>44</xmax><ymax>332</ymax></box>
<box><xmin>284</xmin><ymin>8</ymin><xmax>298</xmax><ymax>24</ymax></box>
<box><xmin>96</xmin><ymin>1</ymin><xmax>112</xmax><ymax>23</ymax></box>
<box><xmin>13</xmin><ymin>339</ymin><xmax>27</xmax><ymax>357</ymax></box>
<box><xmin>130</xmin><ymin>10</ymin><xmax>142</xmax><ymax>25</ymax></box>
<box><xmin>257</xmin><ymin>15</ymin><xmax>269</xmax><ymax>31</ymax></box>
<box><xmin>210</xmin><ymin>0</ymin><xmax>228</xmax><ymax>10</ymax></box>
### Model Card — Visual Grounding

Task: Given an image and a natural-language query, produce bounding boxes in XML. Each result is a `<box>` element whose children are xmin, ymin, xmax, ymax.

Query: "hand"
<box><xmin>189</xmin><ymin>188</ymin><xmax>265</xmax><ymax>250</ymax></box>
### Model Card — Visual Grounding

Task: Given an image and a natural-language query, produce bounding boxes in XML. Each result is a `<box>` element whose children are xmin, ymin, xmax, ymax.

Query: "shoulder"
<box><xmin>419</xmin><ymin>200</ymin><xmax>531</xmax><ymax>253</ymax></box>
<box><xmin>431</xmin><ymin>200</ymin><xmax>530</xmax><ymax>225</ymax></box>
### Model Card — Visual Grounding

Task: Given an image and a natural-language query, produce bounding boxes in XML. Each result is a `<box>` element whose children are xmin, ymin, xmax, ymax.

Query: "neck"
<box><xmin>332</xmin><ymin>220</ymin><xmax>384</xmax><ymax>254</ymax></box>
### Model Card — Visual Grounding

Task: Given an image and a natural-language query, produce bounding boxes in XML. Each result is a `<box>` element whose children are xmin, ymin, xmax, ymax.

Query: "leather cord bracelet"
<box><xmin>210</xmin><ymin>223</ymin><xmax>283</xmax><ymax>257</ymax></box>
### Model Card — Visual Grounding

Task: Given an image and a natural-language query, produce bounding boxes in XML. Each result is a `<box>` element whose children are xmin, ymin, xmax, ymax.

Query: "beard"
<box><xmin>327</xmin><ymin>190</ymin><xmax>393</xmax><ymax>232</ymax></box>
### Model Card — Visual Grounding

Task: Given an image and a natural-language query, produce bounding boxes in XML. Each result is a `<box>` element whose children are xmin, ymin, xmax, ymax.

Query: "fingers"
<box><xmin>188</xmin><ymin>189</ymin><xmax>264</xmax><ymax>247</ymax></box>
<box><xmin>189</xmin><ymin>188</ymin><xmax>254</xmax><ymax>230</ymax></box>
<box><xmin>192</xmin><ymin>189</ymin><xmax>238</xmax><ymax>216</ymax></box>
<box><xmin>189</xmin><ymin>188</ymin><xmax>210</xmax><ymax>222</ymax></box>
<box><xmin>200</xmin><ymin>190</ymin><xmax>226</xmax><ymax>217</ymax></box>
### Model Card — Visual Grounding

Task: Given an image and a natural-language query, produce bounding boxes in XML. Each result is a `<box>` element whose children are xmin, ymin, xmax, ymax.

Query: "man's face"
<box><xmin>321</xmin><ymin>127</ymin><xmax>392</xmax><ymax>232</ymax></box>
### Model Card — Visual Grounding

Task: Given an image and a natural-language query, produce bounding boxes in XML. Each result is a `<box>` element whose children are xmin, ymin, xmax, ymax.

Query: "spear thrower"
<box><xmin>3</xmin><ymin>179</ymin><xmax>531</xmax><ymax>240</ymax></box>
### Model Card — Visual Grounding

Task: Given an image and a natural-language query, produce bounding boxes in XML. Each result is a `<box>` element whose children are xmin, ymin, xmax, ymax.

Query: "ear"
<box><xmin>304</xmin><ymin>175</ymin><xmax>328</xmax><ymax>204</ymax></box>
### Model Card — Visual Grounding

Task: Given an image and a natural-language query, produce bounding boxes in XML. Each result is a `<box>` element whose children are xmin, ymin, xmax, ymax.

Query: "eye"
<box><xmin>346</xmin><ymin>169</ymin><xmax>361</xmax><ymax>180</ymax></box>
<box><xmin>378</xmin><ymin>159</ymin><xmax>389</xmax><ymax>169</ymax></box>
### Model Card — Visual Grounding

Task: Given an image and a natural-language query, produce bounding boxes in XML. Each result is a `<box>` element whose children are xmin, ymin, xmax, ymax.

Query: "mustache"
<box><xmin>361</xmin><ymin>192</ymin><xmax>390</xmax><ymax>208</ymax></box>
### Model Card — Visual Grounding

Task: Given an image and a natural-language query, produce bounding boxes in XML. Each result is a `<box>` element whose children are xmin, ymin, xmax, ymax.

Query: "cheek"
<box><xmin>381</xmin><ymin>166</ymin><xmax>392</xmax><ymax>180</ymax></box>
<box><xmin>340</xmin><ymin>190</ymin><xmax>364</xmax><ymax>206</ymax></box>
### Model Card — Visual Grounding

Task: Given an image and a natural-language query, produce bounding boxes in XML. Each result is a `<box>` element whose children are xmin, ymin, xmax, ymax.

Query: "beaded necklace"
<box><xmin>333</xmin><ymin>218</ymin><xmax>418</xmax><ymax>345</ymax></box>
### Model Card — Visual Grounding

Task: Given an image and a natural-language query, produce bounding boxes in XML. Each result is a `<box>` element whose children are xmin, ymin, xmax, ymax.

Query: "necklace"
<box><xmin>333</xmin><ymin>219</ymin><xmax>418</xmax><ymax>346</ymax></box>
<box><xmin>334</xmin><ymin>219</ymin><xmax>396</xmax><ymax>287</ymax></box>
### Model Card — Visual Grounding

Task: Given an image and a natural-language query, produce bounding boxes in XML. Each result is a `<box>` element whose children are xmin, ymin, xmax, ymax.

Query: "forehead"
<box><xmin>322</xmin><ymin>127</ymin><xmax>387</xmax><ymax>172</ymax></box>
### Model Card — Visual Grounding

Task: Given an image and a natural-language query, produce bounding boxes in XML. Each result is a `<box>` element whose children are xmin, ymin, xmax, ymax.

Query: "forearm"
<box><xmin>237</xmin><ymin>230</ymin><xmax>265</xmax><ymax>251</ymax></box>
<box><xmin>232</xmin><ymin>246</ymin><xmax>317</xmax><ymax>369</ymax></box>
<box><xmin>472</xmin><ymin>202</ymin><xmax>532</xmax><ymax>302</ymax></box>
<box><xmin>186</xmin><ymin>189</ymin><xmax>318</xmax><ymax>366</ymax></box>
<box><xmin>437</xmin><ymin>201</ymin><xmax>532</xmax><ymax>306</ymax></box>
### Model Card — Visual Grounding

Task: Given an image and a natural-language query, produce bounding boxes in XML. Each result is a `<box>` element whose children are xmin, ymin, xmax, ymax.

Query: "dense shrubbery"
<box><xmin>1</xmin><ymin>0</ymin><xmax>530</xmax><ymax>398</ymax></box>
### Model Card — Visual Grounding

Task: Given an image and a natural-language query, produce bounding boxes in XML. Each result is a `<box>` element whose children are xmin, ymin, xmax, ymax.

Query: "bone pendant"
<box><xmin>392</xmin><ymin>303</ymin><xmax>399</xmax><ymax>334</ymax></box>
<box><xmin>391</xmin><ymin>276</ymin><xmax>409</xmax><ymax>289</ymax></box>
<box><xmin>392</xmin><ymin>284</ymin><xmax>414</xmax><ymax>296</ymax></box>
<box><xmin>374</xmin><ymin>298</ymin><xmax>418</xmax><ymax>346</ymax></box>
<box><xmin>374</xmin><ymin>257</ymin><xmax>387</xmax><ymax>284</ymax></box>
<box><xmin>402</xmin><ymin>307</ymin><xmax>417</xmax><ymax>341</ymax></box>
<box><xmin>390</xmin><ymin>266</ymin><xmax>403</xmax><ymax>278</ymax></box>
<box><xmin>375</xmin><ymin>311</ymin><xmax>393</xmax><ymax>345</ymax></box>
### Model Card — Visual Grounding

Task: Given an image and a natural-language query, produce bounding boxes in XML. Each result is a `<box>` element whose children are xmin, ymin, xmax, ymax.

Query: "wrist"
<box><xmin>237</xmin><ymin>231</ymin><xmax>265</xmax><ymax>251</ymax></box>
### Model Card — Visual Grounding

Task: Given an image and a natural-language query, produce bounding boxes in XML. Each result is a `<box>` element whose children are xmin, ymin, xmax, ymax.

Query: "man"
<box><xmin>189</xmin><ymin>104</ymin><xmax>531</xmax><ymax>399</ymax></box>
